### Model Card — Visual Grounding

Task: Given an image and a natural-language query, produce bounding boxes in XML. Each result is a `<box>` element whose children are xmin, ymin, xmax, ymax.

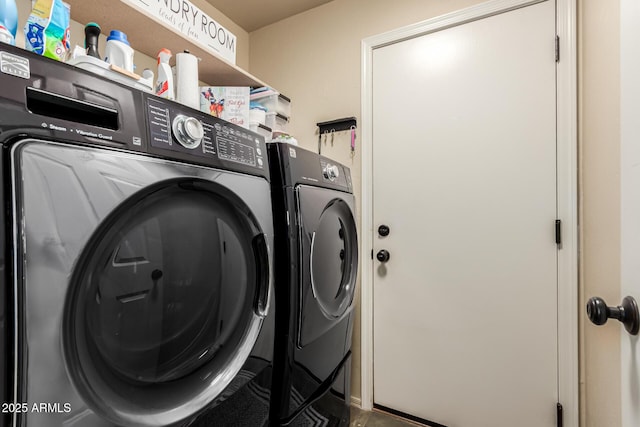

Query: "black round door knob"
<box><xmin>378</xmin><ymin>225</ymin><xmax>390</xmax><ymax>237</ymax></box>
<box><xmin>586</xmin><ymin>296</ymin><xmax>640</xmax><ymax>335</ymax></box>
<box><xmin>376</xmin><ymin>249</ymin><xmax>390</xmax><ymax>263</ymax></box>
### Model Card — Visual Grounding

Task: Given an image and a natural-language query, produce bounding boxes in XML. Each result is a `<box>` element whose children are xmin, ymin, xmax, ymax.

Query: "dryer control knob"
<box><xmin>172</xmin><ymin>115</ymin><xmax>204</xmax><ymax>149</ymax></box>
<box><xmin>323</xmin><ymin>164</ymin><xmax>340</xmax><ymax>181</ymax></box>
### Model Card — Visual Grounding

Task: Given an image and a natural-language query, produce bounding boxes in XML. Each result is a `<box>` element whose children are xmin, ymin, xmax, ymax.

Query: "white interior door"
<box><xmin>621</xmin><ymin>0</ymin><xmax>640</xmax><ymax>425</ymax></box>
<box><xmin>371</xmin><ymin>2</ymin><xmax>559</xmax><ymax>426</ymax></box>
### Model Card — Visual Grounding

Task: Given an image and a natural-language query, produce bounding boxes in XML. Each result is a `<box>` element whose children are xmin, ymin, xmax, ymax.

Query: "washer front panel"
<box><xmin>11</xmin><ymin>140</ymin><xmax>274</xmax><ymax>427</ymax></box>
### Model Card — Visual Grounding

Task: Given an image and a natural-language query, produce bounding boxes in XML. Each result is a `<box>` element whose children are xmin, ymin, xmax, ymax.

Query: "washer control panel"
<box><xmin>146</xmin><ymin>97</ymin><xmax>266</xmax><ymax>174</ymax></box>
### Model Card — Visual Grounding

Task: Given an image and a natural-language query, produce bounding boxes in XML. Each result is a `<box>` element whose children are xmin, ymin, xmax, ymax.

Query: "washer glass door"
<box><xmin>63</xmin><ymin>179</ymin><xmax>269</xmax><ymax>425</ymax></box>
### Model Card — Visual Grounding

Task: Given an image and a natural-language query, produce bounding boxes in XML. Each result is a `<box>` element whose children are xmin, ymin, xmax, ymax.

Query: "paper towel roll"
<box><xmin>175</xmin><ymin>51</ymin><xmax>199</xmax><ymax>110</ymax></box>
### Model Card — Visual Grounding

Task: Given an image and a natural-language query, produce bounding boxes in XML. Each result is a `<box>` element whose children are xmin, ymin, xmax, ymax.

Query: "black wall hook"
<box><xmin>316</xmin><ymin>117</ymin><xmax>357</xmax><ymax>134</ymax></box>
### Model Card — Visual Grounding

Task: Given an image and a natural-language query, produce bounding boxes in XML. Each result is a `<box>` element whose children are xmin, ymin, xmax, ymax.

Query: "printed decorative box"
<box><xmin>200</xmin><ymin>86</ymin><xmax>250</xmax><ymax>128</ymax></box>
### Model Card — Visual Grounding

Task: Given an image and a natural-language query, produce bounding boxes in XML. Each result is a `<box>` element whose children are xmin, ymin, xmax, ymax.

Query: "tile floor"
<box><xmin>350</xmin><ymin>406</ymin><xmax>422</xmax><ymax>427</ymax></box>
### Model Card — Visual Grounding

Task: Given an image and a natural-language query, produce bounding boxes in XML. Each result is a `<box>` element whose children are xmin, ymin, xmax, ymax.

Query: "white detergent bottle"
<box><xmin>155</xmin><ymin>48</ymin><xmax>174</xmax><ymax>100</ymax></box>
<box><xmin>104</xmin><ymin>30</ymin><xmax>134</xmax><ymax>72</ymax></box>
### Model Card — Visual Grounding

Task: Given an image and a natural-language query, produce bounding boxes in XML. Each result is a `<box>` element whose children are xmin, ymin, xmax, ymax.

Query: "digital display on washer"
<box><xmin>217</xmin><ymin>136</ymin><xmax>257</xmax><ymax>167</ymax></box>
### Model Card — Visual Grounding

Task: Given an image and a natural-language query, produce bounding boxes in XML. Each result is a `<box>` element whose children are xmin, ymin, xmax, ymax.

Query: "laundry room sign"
<box><xmin>125</xmin><ymin>0</ymin><xmax>237</xmax><ymax>64</ymax></box>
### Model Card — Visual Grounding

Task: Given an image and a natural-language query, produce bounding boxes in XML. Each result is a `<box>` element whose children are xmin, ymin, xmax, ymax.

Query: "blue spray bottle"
<box><xmin>0</xmin><ymin>0</ymin><xmax>18</xmax><ymax>45</ymax></box>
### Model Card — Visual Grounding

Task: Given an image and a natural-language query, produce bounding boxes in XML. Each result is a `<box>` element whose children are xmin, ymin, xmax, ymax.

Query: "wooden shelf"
<box><xmin>65</xmin><ymin>0</ymin><xmax>268</xmax><ymax>87</ymax></box>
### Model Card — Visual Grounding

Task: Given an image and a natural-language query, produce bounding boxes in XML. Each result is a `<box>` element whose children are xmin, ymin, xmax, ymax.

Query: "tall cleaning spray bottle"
<box><xmin>0</xmin><ymin>0</ymin><xmax>18</xmax><ymax>45</ymax></box>
<box><xmin>156</xmin><ymin>48</ymin><xmax>174</xmax><ymax>100</ymax></box>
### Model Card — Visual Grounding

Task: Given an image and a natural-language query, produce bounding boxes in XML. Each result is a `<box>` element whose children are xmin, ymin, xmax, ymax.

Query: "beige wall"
<box><xmin>250</xmin><ymin>0</ymin><xmax>623</xmax><ymax>423</ymax></box>
<box><xmin>579</xmin><ymin>0</ymin><xmax>621</xmax><ymax>426</ymax></box>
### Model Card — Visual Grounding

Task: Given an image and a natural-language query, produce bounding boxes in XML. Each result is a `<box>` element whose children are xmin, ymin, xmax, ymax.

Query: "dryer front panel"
<box><xmin>10</xmin><ymin>140</ymin><xmax>274</xmax><ymax>427</ymax></box>
<box><xmin>294</xmin><ymin>185</ymin><xmax>358</xmax><ymax>349</ymax></box>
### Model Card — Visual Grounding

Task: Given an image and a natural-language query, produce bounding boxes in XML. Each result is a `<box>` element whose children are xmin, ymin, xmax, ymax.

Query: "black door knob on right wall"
<box><xmin>586</xmin><ymin>295</ymin><xmax>640</xmax><ymax>335</ymax></box>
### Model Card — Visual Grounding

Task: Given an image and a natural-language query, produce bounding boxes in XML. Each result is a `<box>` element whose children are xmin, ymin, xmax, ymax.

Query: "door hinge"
<box><xmin>555</xmin><ymin>219</ymin><xmax>562</xmax><ymax>246</ymax></box>
<box><xmin>555</xmin><ymin>35</ymin><xmax>560</xmax><ymax>62</ymax></box>
<box><xmin>371</xmin><ymin>249</ymin><xmax>374</xmax><ymax>260</ymax></box>
<box><xmin>557</xmin><ymin>402</ymin><xmax>563</xmax><ymax>427</ymax></box>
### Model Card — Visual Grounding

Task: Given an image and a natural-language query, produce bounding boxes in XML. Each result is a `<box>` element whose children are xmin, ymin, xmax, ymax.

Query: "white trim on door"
<box><xmin>360</xmin><ymin>0</ymin><xmax>578</xmax><ymax>425</ymax></box>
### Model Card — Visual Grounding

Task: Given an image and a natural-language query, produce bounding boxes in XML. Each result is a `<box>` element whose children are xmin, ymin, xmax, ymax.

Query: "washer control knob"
<box><xmin>172</xmin><ymin>115</ymin><xmax>204</xmax><ymax>149</ymax></box>
<box><xmin>323</xmin><ymin>164</ymin><xmax>340</xmax><ymax>181</ymax></box>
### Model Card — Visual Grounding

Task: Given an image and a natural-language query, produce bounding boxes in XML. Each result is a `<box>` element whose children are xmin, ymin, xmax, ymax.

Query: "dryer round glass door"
<box><xmin>310</xmin><ymin>198</ymin><xmax>358</xmax><ymax>318</ymax></box>
<box><xmin>62</xmin><ymin>178</ymin><xmax>269</xmax><ymax>426</ymax></box>
<box><xmin>295</xmin><ymin>185</ymin><xmax>359</xmax><ymax>323</ymax></box>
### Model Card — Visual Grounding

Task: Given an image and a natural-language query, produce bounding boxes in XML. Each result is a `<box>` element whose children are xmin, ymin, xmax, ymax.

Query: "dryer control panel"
<box><xmin>322</xmin><ymin>162</ymin><xmax>340</xmax><ymax>182</ymax></box>
<box><xmin>320</xmin><ymin>159</ymin><xmax>349</xmax><ymax>189</ymax></box>
<box><xmin>269</xmin><ymin>143</ymin><xmax>353</xmax><ymax>193</ymax></box>
<box><xmin>145</xmin><ymin>95</ymin><xmax>268</xmax><ymax>179</ymax></box>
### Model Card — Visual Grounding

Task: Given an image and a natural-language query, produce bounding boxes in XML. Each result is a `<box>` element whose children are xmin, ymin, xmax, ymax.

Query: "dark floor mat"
<box><xmin>186</xmin><ymin>369</ymin><xmax>271</xmax><ymax>427</ymax></box>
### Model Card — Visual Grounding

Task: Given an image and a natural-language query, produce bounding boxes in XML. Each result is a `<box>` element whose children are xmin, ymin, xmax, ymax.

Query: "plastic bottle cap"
<box><xmin>157</xmin><ymin>48</ymin><xmax>172</xmax><ymax>64</ymax></box>
<box><xmin>86</xmin><ymin>22</ymin><xmax>101</xmax><ymax>29</ymax></box>
<box><xmin>107</xmin><ymin>30</ymin><xmax>130</xmax><ymax>46</ymax></box>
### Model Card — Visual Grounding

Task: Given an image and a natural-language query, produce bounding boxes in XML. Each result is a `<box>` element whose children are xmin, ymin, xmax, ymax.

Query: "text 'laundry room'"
<box><xmin>0</xmin><ymin>0</ymin><xmax>637</xmax><ymax>427</ymax></box>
